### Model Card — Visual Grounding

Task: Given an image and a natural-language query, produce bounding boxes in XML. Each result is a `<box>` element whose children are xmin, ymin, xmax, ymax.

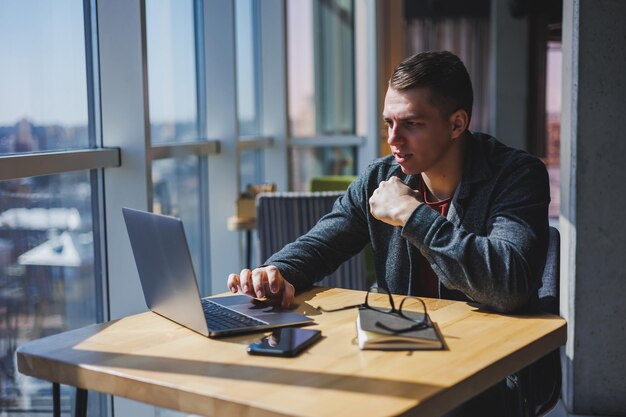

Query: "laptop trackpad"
<box><xmin>209</xmin><ymin>295</ymin><xmax>310</xmax><ymax>324</ymax></box>
<box><xmin>210</xmin><ymin>295</ymin><xmax>284</xmax><ymax>314</ymax></box>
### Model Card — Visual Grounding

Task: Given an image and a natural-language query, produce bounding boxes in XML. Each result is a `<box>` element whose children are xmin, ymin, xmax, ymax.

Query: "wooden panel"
<box><xmin>17</xmin><ymin>287</ymin><xmax>566</xmax><ymax>417</ymax></box>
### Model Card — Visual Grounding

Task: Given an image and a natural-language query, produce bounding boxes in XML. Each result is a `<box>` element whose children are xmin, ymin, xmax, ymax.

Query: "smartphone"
<box><xmin>247</xmin><ymin>328</ymin><xmax>322</xmax><ymax>357</ymax></box>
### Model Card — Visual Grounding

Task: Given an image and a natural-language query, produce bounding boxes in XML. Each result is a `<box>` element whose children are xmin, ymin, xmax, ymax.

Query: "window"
<box><xmin>545</xmin><ymin>41</ymin><xmax>561</xmax><ymax>222</ymax></box>
<box><xmin>235</xmin><ymin>0</ymin><xmax>266</xmax><ymax>192</ymax></box>
<box><xmin>287</xmin><ymin>0</ymin><xmax>359</xmax><ymax>191</ymax></box>
<box><xmin>288</xmin><ymin>0</ymin><xmax>355</xmax><ymax>136</ymax></box>
<box><xmin>146</xmin><ymin>0</ymin><xmax>199</xmax><ymax>144</ymax></box>
<box><xmin>152</xmin><ymin>157</ymin><xmax>202</xmax><ymax>274</ymax></box>
<box><xmin>235</xmin><ymin>0</ymin><xmax>261</xmax><ymax>137</ymax></box>
<box><xmin>0</xmin><ymin>1</ymin><xmax>109</xmax><ymax>415</ymax></box>
<box><xmin>290</xmin><ymin>146</ymin><xmax>356</xmax><ymax>191</ymax></box>
<box><xmin>0</xmin><ymin>172</ymin><xmax>105</xmax><ymax>414</ymax></box>
<box><xmin>146</xmin><ymin>0</ymin><xmax>211</xmax><ymax>292</ymax></box>
<box><xmin>0</xmin><ymin>1</ymin><xmax>90</xmax><ymax>154</ymax></box>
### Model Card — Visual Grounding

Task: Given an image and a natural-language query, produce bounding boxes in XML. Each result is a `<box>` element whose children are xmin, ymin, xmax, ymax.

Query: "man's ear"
<box><xmin>449</xmin><ymin>109</ymin><xmax>469</xmax><ymax>139</ymax></box>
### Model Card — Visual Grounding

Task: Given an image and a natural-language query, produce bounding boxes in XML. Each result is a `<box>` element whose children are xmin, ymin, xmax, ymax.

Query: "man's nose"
<box><xmin>387</xmin><ymin>125</ymin><xmax>403</xmax><ymax>146</ymax></box>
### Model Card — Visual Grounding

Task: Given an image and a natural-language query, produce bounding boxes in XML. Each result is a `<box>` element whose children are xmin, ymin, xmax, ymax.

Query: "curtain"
<box><xmin>405</xmin><ymin>17</ymin><xmax>491</xmax><ymax>134</ymax></box>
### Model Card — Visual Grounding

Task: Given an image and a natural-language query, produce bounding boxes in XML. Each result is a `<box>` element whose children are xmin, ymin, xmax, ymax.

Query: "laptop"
<box><xmin>122</xmin><ymin>207</ymin><xmax>313</xmax><ymax>337</ymax></box>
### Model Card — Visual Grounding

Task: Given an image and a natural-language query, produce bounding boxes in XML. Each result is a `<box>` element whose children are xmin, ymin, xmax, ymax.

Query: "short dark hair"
<box><xmin>389</xmin><ymin>51</ymin><xmax>473</xmax><ymax>120</ymax></box>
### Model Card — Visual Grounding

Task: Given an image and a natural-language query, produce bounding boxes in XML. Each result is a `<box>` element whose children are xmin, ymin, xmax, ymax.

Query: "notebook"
<box><xmin>356</xmin><ymin>307</ymin><xmax>444</xmax><ymax>350</ymax></box>
<box><xmin>122</xmin><ymin>207</ymin><xmax>313</xmax><ymax>337</ymax></box>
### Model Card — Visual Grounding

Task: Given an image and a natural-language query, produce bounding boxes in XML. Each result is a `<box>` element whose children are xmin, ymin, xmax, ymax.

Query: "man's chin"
<box><xmin>398</xmin><ymin>164</ymin><xmax>419</xmax><ymax>175</ymax></box>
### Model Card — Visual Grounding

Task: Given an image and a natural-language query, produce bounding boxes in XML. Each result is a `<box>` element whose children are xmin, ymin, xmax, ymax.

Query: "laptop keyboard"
<box><xmin>201</xmin><ymin>298</ymin><xmax>267</xmax><ymax>331</ymax></box>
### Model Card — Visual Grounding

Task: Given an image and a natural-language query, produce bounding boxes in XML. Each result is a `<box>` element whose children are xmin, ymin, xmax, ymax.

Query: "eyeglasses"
<box><xmin>317</xmin><ymin>286</ymin><xmax>430</xmax><ymax>333</ymax></box>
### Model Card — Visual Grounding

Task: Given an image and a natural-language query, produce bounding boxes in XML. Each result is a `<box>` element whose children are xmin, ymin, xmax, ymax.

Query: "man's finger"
<box><xmin>251</xmin><ymin>268</ymin><xmax>268</xmax><ymax>298</ymax></box>
<box><xmin>282</xmin><ymin>281</ymin><xmax>295</xmax><ymax>309</ymax></box>
<box><xmin>240</xmin><ymin>269</ymin><xmax>253</xmax><ymax>295</ymax></box>
<box><xmin>227</xmin><ymin>273</ymin><xmax>240</xmax><ymax>293</ymax></box>
<box><xmin>266</xmin><ymin>266</ymin><xmax>280</xmax><ymax>293</ymax></box>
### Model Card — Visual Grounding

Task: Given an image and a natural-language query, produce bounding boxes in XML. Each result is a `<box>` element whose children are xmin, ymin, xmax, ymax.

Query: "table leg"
<box><xmin>75</xmin><ymin>388</ymin><xmax>88</xmax><ymax>417</ymax></box>
<box><xmin>53</xmin><ymin>382</ymin><xmax>60</xmax><ymax>417</ymax></box>
<box><xmin>245</xmin><ymin>229</ymin><xmax>252</xmax><ymax>267</ymax></box>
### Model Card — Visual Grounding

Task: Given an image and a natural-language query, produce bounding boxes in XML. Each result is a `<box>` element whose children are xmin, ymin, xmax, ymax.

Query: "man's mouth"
<box><xmin>393</xmin><ymin>152</ymin><xmax>413</xmax><ymax>163</ymax></box>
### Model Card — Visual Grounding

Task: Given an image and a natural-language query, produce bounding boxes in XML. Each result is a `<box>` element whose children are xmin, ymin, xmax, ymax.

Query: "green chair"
<box><xmin>309</xmin><ymin>175</ymin><xmax>357</xmax><ymax>192</ymax></box>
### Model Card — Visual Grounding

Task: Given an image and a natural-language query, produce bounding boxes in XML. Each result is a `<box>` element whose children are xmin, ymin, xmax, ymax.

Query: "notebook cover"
<box><xmin>356</xmin><ymin>307</ymin><xmax>444</xmax><ymax>350</ymax></box>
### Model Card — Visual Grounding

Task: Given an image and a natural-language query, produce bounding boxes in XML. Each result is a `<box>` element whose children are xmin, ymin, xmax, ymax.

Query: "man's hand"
<box><xmin>369</xmin><ymin>176</ymin><xmax>422</xmax><ymax>227</ymax></box>
<box><xmin>227</xmin><ymin>265</ymin><xmax>295</xmax><ymax>309</ymax></box>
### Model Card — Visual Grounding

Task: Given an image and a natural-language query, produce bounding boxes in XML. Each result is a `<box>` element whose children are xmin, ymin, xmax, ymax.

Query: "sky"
<box><xmin>0</xmin><ymin>0</ymin><xmax>88</xmax><ymax>126</ymax></box>
<box><xmin>235</xmin><ymin>0</ymin><xmax>258</xmax><ymax>128</ymax></box>
<box><xmin>145</xmin><ymin>0</ymin><xmax>197</xmax><ymax>126</ymax></box>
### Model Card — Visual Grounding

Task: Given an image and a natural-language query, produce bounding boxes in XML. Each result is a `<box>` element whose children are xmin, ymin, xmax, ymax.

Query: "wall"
<box><xmin>561</xmin><ymin>0</ymin><xmax>626</xmax><ymax>414</ymax></box>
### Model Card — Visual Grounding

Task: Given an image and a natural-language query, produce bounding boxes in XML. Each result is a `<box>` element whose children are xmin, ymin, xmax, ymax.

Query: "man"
<box><xmin>228</xmin><ymin>51</ymin><xmax>552</xmax><ymax>415</ymax></box>
<box><xmin>228</xmin><ymin>51</ymin><xmax>549</xmax><ymax>312</ymax></box>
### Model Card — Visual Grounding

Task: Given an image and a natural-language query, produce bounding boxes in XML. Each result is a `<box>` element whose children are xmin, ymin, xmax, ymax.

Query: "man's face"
<box><xmin>382</xmin><ymin>87</ymin><xmax>457</xmax><ymax>175</ymax></box>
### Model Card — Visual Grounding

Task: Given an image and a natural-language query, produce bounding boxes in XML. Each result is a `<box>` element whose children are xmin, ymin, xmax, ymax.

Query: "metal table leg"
<box><xmin>51</xmin><ymin>383</ymin><xmax>88</xmax><ymax>417</ymax></box>
<box><xmin>75</xmin><ymin>388</ymin><xmax>88</xmax><ymax>417</ymax></box>
<box><xmin>245</xmin><ymin>229</ymin><xmax>252</xmax><ymax>267</ymax></box>
<box><xmin>53</xmin><ymin>383</ymin><xmax>60</xmax><ymax>417</ymax></box>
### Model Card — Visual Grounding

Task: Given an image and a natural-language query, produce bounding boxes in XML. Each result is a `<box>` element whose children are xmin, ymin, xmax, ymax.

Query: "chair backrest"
<box><xmin>538</xmin><ymin>226</ymin><xmax>560</xmax><ymax>315</ymax></box>
<box><xmin>256</xmin><ymin>191</ymin><xmax>368</xmax><ymax>290</ymax></box>
<box><xmin>534</xmin><ymin>225</ymin><xmax>562</xmax><ymax>417</ymax></box>
<box><xmin>309</xmin><ymin>175</ymin><xmax>357</xmax><ymax>192</ymax></box>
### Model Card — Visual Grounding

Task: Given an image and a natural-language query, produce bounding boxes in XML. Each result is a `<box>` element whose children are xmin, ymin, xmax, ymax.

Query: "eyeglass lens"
<box><xmin>366</xmin><ymin>287</ymin><xmax>429</xmax><ymax>333</ymax></box>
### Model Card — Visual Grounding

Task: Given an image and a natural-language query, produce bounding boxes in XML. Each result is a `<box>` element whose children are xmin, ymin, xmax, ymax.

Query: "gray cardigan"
<box><xmin>266</xmin><ymin>132</ymin><xmax>550</xmax><ymax>313</ymax></box>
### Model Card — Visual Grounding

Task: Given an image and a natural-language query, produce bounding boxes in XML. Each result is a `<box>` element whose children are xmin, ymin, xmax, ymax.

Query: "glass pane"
<box><xmin>235</xmin><ymin>0</ymin><xmax>260</xmax><ymax>136</ymax></box>
<box><xmin>290</xmin><ymin>146</ymin><xmax>356</xmax><ymax>191</ymax></box>
<box><xmin>152</xmin><ymin>157</ymin><xmax>202</xmax><ymax>286</ymax></box>
<box><xmin>287</xmin><ymin>0</ymin><xmax>315</xmax><ymax>137</ymax></box>
<box><xmin>0</xmin><ymin>171</ymin><xmax>104</xmax><ymax>415</ymax></box>
<box><xmin>287</xmin><ymin>0</ymin><xmax>355</xmax><ymax>137</ymax></box>
<box><xmin>546</xmin><ymin>41</ymin><xmax>561</xmax><ymax>223</ymax></box>
<box><xmin>0</xmin><ymin>0</ymin><xmax>89</xmax><ymax>154</ymax></box>
<box><xmin>146</xmin><ymin>0</ymin><xmax>199</xmax><ymax>144</ymax></box>
<box><xmin>240</xmin><ymin>148</ymin><xmax>265</xmax><ymax>193</ymax></box>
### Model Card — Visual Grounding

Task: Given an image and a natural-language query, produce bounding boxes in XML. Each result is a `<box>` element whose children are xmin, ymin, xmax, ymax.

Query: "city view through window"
<box><xmin>0</xmin><ymin>1</ymin><xmax>103</xmax><ymax>414</ymax></box>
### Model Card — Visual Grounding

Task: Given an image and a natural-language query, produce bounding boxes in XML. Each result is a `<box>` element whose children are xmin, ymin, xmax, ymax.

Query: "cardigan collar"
<box><xmin>456</xmin><ymin>131</ymin><xmax>493</xmax><ymax>200</ymax></box>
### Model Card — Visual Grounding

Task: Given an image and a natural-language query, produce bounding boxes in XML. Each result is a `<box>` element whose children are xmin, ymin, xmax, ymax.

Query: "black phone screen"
<box><xmin>247</xmin><ymin>328</ymin><xmax>321</xmax><ymax>357</ymax></box>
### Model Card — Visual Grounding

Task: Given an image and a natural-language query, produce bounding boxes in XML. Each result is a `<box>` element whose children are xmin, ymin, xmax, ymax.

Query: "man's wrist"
<box><xmin>398</xmin><ymin>199</ymin><xmax>421</xmax><ymax>226</ymax></box>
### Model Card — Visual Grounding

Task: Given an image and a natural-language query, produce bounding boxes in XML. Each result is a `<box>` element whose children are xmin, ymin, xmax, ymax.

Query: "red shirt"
<box><xmin>415</xmin><ymin>176</ymin><xmax>452</xmax><ymax>298</ymax></box>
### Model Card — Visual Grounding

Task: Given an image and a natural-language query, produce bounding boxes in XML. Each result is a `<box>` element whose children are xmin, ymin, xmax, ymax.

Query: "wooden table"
<box><xmin>17</xmin><ymin>287</ymin><xmax>566</xmax><ymax>417</ymax></box>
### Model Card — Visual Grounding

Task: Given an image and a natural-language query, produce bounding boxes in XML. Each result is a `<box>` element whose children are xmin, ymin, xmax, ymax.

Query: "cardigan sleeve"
<box><xmin>400</xmin><ymin>157</ymin><xmax>550</xmax><ymax>313</ymax></box>
<box><xmin>261</xmin><ymin>171</ymin><xmax>372</xmax><ymax>292</ymax></box>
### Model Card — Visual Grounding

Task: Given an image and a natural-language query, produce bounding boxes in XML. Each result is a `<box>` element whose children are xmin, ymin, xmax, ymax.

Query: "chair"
<box><xmin>309</xmin><ymin>175</ymin><xmax>357</xmax><ymax>192</ymax></box>
<box><xmin>473</xmin><ymin>226</ymin><xmax>562</xmax><ymax>417</ymax></box>
<box><xmin>309</xmin><ymin>176</ymin><xmax>376</xmax><ymax>285</ymax></box>
<box><xmin>538</xmin><ymin>226</ymin><xmax>560</xmax><ymax>315</ymax></box>
<box><xmin>256</xmin><ymin>191</ymin><xmax>368</xmax><ymax>290</ymax></box>
<box><xmin>534</xmin><ymin>226</ymin><xmax>562</xmax><ymax>416</ymax></box>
